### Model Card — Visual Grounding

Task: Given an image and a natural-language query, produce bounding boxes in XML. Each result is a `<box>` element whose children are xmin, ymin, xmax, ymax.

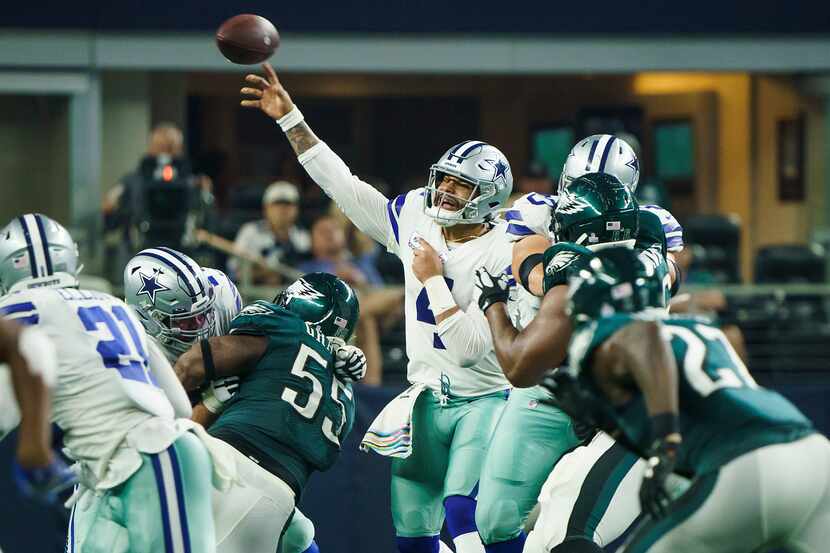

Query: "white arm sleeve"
<box><xmin>147</xmin><ymin>339</ymin><xmax>192</xmax><ymax>419</ymax></box>
<box><xmin>299</xmin><ymin>142</ymin><xmax>393</xmax><ymax>250</ymax></box>
<box><xmin>434</xmin><ymin>304</ymin><xmax>493</xmax><ymax>368</ymax></box>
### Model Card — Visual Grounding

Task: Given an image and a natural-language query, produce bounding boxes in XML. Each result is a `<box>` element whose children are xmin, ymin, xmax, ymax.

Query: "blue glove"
<box><xmin>12</xmin><ymin>455</ymin><xmax>77</xmax><ymax>503</ymax></box>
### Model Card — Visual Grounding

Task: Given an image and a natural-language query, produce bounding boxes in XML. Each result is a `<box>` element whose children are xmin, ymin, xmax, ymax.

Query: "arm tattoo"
<box><xmin>285</xmin><ymin>122</ymin><xmax>321</xmax><ymax>156</ymax></box>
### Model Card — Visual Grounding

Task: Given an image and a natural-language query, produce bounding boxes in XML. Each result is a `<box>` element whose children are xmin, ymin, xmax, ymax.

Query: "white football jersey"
<box><xmin>0</xmin><ymin>287</ymin><xmax>174</xmax><ymax>480</ymax></box>
<box><xmin>388</xmin><ymin>189</ymin><xmax>513</xmax><ymax>396</ymax></box>
<box><xmin>203</xmin><ymin>267</ymin><xmax>243</xmax><ymax>335</ymax></box>
<box><xmin>300</xmin><ymin>143</ymin><xmax>512</xmax><ymax>397</ymax></box>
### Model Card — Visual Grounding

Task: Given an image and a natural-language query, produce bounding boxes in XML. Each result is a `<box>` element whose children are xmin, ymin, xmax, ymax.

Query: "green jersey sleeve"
<box><xmin>542</xmin><ymin>242</ymin><xmax>594</xmax><ymax>293</ymax></box>
<box><xmin>636</xmin><ymin>208</ymin><xmax>668</xmax><ymax>259</ymax></box>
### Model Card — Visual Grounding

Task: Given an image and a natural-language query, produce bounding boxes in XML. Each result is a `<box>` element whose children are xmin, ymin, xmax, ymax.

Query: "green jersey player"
<box><xmin>174</xmin><ymin>272</ymin><xmax>363</xmax><ymax>553</ymax></box>
<box><xmin>475</xmin><ymin>173</ymin><xmax>674</xmax><ymax>553</ymax></box>
<box><xmin>546</xmin><ymin>247</ymin><xmax>829</xmax><ymax>553</ymax></box>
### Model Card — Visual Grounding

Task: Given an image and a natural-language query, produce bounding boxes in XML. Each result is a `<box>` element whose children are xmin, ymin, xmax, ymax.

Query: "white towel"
<box><xmin>360</xmin><ymin>383</ymin><xmax>426</xmax><ymax>458</ymax></box>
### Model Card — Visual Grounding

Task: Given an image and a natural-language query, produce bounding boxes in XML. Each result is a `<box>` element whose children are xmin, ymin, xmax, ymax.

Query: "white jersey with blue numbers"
<box><xmin>0</xmin><ymin>287</ymin><xmax>180</xmax><ymax>487</ymax></box>
<box><xmin>203</xmin><ymin>267</ymin><xmax>243</xmax><ymax>335</ymax></box>
<box><xmin>299</xmin><ymin>142</ymin><xmax>511</xmax><ymax>397</ymax></box>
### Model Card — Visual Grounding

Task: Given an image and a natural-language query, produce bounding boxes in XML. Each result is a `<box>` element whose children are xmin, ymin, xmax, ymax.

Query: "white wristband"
<box><xmin>17</xmin><ymin>326</ymin><xmax>57</xmax><ymax>387</ymax></box>
<box><xmin>201</xmin><ymin>387</ymin><xmax>225</xmax><ymax>415</ymax></box>
<box><xmin>424</xmin><ymin>275</ymin><xmax>456</xmax><ymax>316</ymax></box>
<box><xmin>276</xmin><ymin>106</ymin><xmax>304</xmax><ymax>132</ymax></box>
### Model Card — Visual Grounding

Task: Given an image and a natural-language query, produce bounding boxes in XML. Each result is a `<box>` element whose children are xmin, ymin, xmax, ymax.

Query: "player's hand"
<box><xmin>241</xmin><ymin>62</ymin><xmax>295</xmax><ymax>119</ymax></box>
<box><xmin>640</xmin><ymin>434</ymin><xmax>682</xmax><ymax>519</ymax></box>
<box><xmin>412</xmin><ymin>240</ymin><xmax>444</xmax><ymax>282</ymax></box>
<box><xmin>474</xmin><ymin>267</ymin><xmax>510</xmax><ymax>313</ymax></box>
<box><xmin>12</xmin><ymin>454</ymin><xmax>77</xmax><ymax>504</ymax></box>
<box><xmin>333</xmin><ymin>344</ymin><xmax>367</xmax><ymax>383</ymax></box>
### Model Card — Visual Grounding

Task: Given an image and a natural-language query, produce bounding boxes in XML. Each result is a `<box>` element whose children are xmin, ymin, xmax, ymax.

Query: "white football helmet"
<box><xmin>558</xmin><ymin>135</ymin><xmax>640</xmax><ymax>194</ymax></box>
<box><xmin>124</xmin><ymin>247</ymin><xmax>215</xmax><ymax>358</ymax></box>
<box><xmin>424</xmin><ymin>140</ymin><xmax>513</xmax><ymax>227</ymax></box>
<box><xmin>0</xmin><ymin>214</ymin><xmax>80</xmax><ymax>295</ymax></box>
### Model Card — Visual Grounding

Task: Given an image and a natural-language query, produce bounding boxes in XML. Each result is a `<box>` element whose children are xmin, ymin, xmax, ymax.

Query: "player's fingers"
<box><xmin>240</xmin><ymin>100</ymin><xmax>262</xmax><ymax>108</ymax></box>
<box><xmin>245</xmin><ymin>74</ymin><xmax>270</xmax><ymax>88</ymax></box>
<box><xmin>240</xmin><ymin>87</ymin><xmax>263</xmax><ymax>98</ymax></box>
<box><xmin>262</xmin><ymin>62</ymin><xmax>280</xmax><ymax>84</ymax></box>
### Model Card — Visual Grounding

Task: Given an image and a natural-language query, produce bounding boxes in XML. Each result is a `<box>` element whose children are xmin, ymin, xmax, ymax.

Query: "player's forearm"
<box><xmin>284</xmin><ymin>121</ymin><xmax>321</xmax><ymax>156</ymax></box>
<box><xmin>191</xmin><ymin>403</ymin><xmax>220</xmax><ymax>429</ymax></box>
<box><xmin>4</xmin><ymin>324</ymin><xmax>55</xmax><ymax>466</ymax></box>
<box><xmin>618</xmin><ymin>321</ymin><xmax>679</xmax><ymax>417</ymax></box>
<box><xmin>484</xmin><ymin>305</ymin><xmax>536</xmax><ymax>386</ymax></box>
<box><xmin>8</xmin><ymin>349</ymin><xmax>52</xmax><ymax>467</ymax></box>
<box><xmin>435</xmin><ymin>310</ymin><xmax>489</xmax><ymax>368</ymax></box>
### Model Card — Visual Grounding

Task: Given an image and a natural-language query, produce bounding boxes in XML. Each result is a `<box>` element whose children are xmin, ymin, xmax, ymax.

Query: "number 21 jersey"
<box><xmin>0</xmin><ymin>287</ymin><xmax>173</xmax><ymax>478</ymax></box>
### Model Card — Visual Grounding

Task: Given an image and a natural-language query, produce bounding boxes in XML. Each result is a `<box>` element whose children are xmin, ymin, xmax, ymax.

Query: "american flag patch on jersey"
<box><xmin>13</xmin><ymin>254</ymin><xmax>28</xmax><ymax>268</ymax></box>
<box><xmin>334</xmin><ymin>316</ymin><xmax>348</xmax><ymax>328</ymax></box>
<box><xmin>606</xmin><ymin>221</ymin><xmax>621</xmax><ymax>230</ymax></box>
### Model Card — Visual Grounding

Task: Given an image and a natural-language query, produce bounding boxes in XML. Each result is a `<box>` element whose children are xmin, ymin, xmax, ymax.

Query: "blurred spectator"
<box><xmin>299</xmin><ymin>215</ymin><xmax>383</xmax><ymax>286</ymax></box>
<box><xmin>517</xmin><ymin>161</ymin><xmax>553</xmax><ymax>195</ymax></box>
<box><xmin>230</xmin><ymin>181</ymin><xmax>311</xmax><ymax>285</ymax></box>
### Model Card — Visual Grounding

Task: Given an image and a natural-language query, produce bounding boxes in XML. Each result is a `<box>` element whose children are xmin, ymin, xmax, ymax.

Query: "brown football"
<box><xmin>216</xmin><ymin>14</ymin><xmax>280</xmax><ymax>65</ymax></box>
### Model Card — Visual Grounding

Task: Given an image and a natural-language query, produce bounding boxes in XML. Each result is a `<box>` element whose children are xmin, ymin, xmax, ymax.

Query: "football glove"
<box><xmin>201</xmin><ymin>376</ymin><xmax>240</xmax><ymax>414</ymax></box>
<box><xmin>640</xmin><ymin>434</ymin><xmax>682</xmax><ymax>519</ymax></box>
<box><xmin>12</xmin><ymin>455</ymin><xmax>77</xmax><ymax>504</ymax></box>
<box><xmin>334</xmin><ymin>344</ymin><xmax>367</xmax><ymax>383</ymax></box>
<box><xmin>474</xmin><ymin>267</ymin><xmax>510</xmax><ymax>313</ymax></box>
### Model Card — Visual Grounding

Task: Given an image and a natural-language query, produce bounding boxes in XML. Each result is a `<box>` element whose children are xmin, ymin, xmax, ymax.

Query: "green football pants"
<box><xmin>391</xmin><ymin>389</ymin><xmax>508</xmax><ymax>537</ymax></box>
<box><xmin>69</xmin><ymin>431</ymin><xmax>215</xmax><ymax>553</ymax></box>
<box><xmin>475</xmin><ymin>386</ymin><xmax>580</xmax><ymax>544</ymax></box>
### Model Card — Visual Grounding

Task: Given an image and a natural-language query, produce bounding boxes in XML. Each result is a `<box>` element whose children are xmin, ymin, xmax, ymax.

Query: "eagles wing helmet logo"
<box><xmin>285</xmin><ymin>278</ymin><xmax>325</xmax><ymax>301</ymax></box>
<box><xmin>136</xmin><ymin>270</ymin><xmax>170</xmax><ymax>303</ymax></box>
<box><xmin>546</xmin><ymin>250</ymin><xmax>580</xmax><ymax>275</ymax></box>
<box><xmin>555</xmin><ymin>192</ymin><xmax>591</xmax><ymax>215</ymax></box>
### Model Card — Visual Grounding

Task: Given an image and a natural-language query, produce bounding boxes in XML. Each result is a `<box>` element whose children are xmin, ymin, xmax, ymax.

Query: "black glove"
<box><xmin>640</xmin><ymin>430</ymin><xmax>682</xmax><ymax>519</ymax></box>
<box><xmin>474</xmin><ymin>267</ymin><xmax>510</xmax><ymax>313</ymax></box>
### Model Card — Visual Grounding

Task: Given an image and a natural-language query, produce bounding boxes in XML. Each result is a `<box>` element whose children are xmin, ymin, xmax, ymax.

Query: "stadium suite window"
<box><xmin>531</xmin><ymin>126</ymin><xmax>574</xmax><ymax>183</ymax></box>
<box><xmin>653</xmin><ymin>120</ymin><xmax>695</xmax><ymax>195</ymax></box>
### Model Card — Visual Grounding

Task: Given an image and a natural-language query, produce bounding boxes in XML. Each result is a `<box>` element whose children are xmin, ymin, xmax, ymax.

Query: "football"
<box><xmin>216</xmin><ymin>14</ymin><xmax>280</xmax><ymax>65</ymax></box>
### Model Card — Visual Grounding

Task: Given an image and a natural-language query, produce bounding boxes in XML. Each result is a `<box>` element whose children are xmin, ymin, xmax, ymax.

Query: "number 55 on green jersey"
<box><xmin>209</xmin><ymin>301</ymin><xmax>356</xmax><ymax>495</ymax></box>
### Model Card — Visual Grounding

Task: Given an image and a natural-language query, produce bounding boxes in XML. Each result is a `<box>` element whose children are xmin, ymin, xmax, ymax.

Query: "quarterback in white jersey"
<box><xmin>241</xmin><ymin>62</ymin><xmax>515</xmax><ymax>553</ymax></box>
<box><xmin>0</xmin><ymin>214</ymin><xmax>222</xmax><ymax>553</ymax></box>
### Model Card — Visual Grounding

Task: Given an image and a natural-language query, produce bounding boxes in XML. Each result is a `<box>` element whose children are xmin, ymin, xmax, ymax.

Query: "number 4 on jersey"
<box><xmin>415</xmin><ymin>277</ymin><xmax>454</xmax><ymax>350</ymax></box>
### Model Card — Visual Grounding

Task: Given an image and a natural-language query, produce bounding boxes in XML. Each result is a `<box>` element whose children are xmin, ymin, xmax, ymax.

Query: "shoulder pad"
<box><xmin>542</xmin><ymin>242</ymin><xmax>593</xmax><ymax>293</ymax></box>
<box><xmin>505</xmin><ymin>193</ymin><xmax>557</xmax><ymax>242</ymax></box>
<box><xmin>230</xmin><ymin>301</ymin><xmax>296</xmax><ymax>336</ymax></box>
<box><xmin>636</xmin><ymin>209</ymin><xmax>668</xmax><ymax>258</ymax></box>
<box><xmin>641</xmin><ymin>204</ymin><xmax>684</xmax><ymax>252</ymax></box>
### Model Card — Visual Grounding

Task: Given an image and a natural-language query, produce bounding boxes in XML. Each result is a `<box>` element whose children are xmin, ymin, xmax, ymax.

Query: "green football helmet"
<box><xmin>566</xmin><ymin>246</ymin><xmax>669</xmax><ymax>324</ymax></box>
<box><xmin>553</xmin><ymin>172</ymin><xmax>639</xmax><ymax>249</ymax></box>
<box><xmin>275</xmin><ymin>272</ymin><xmax>360</xmax><ymax>342</ymax></box>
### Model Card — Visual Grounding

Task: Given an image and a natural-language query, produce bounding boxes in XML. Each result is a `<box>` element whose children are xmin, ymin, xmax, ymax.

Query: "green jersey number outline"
<box><xmin>664</xmin><ymin>323</ymin><xmax>758</xmax><ymax>397</ymax></box>
<box><xmin>281</xmin><ymin>343</ymin><xmax>352</xmax><ymax>446</ymax></box>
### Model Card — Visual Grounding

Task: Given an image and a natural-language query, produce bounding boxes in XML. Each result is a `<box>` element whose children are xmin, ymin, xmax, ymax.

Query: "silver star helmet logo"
<box><xmin>136</xmin><ymin>270</ymin><xmax>170</xmax><ymax>304</ymax></box>
<box><xmin>284</xmin><ymin>278</ymin><xmax>325</xmax><ymax>301</ymax></box>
